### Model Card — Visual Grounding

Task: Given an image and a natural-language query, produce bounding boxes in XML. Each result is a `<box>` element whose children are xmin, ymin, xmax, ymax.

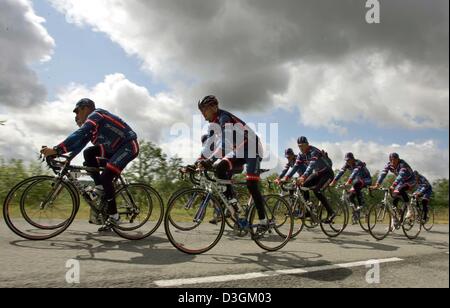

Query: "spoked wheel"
<box><xmin>402</xmin><ymin>205</ymin><xmax>422</xmax><ymax>240</ymax></box>
<box><xmin>287</xmin><ymin>198</ymin><xmax>305</xmax><ymax>239</ymax></box>
<box><xmin>422</xmin><ymin>208</ymin><xmax>435</xmax><ymax>232</ymax></box>
<box><xmin>164</xmin><ymin>188</ymin><xmax>225</xmax><ymax>255</ymax></box>
<box><xmin>112</xmin><ymin>184</ymin><xmax>164</xmax><ymax>240</ymax></box>
<box><xmin>3</xmin><ymin>176</ymin><xmax>79</xmax><ymax>240</ymax></box>
<box><xmin>358</xmin><ymin>206</ymin><xmax>370</xmax><ymax>232</ymax></box>
<box><xmin>368</xmin><ymin>203</ymin><xmax>392</xmax><ymax>241</ymax></box>
<box><xmin>319</xmin><ymin>201</ymin><xmax>348</xmax><ymax>238</ymax></box>
<box><xmin>249</xmin><ymin>194</ymin><xmax>293</xmax><ymax>252</ymax></box>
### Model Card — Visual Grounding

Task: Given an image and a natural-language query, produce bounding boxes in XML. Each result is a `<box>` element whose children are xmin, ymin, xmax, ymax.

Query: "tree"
<box><xmin>0</xmin><ymin>120</ymin><xmax>5</xmax><ymax>126</ymax></box>
<box><xmin>432</xmin><ymin>179</ymin><xmax>449</xmax><ymax>208</ymax></box>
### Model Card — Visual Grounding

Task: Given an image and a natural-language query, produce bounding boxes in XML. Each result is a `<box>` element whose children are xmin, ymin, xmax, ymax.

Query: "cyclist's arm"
<box><xmin>278</xmin><ymin>163</ymin><xmax>291</xmax><ymax>179</ymax></box>
<box><xmin>55</xmin><ymin>113</ymin><xmax>101</xmax><ymax>154</ymax></box>
<box><xmin>348</xmin><ymin>166</ymin><xmax>362</xmax><ymax>183</ymax></box>
<box><xmin>286</xmin><ymin>156</ymin><xmax>305</xmax><ymax>179</ymax></box>
<box><xmin>334</xmin><ymin>164</ymin><xmax>347</xmax><ymax>182</ymax></box>
<box><xmin>392</xmin><ymin>167</ymin><xmax>410</xmax><ymax>187</ymax></box>
<box><xmin>303</xmin><ymin>148</ymin><xmax>322</xmax><ymax>178</ymax></box>
<box><xmin>376</xmin><ymin>163</ymin><xmax>390</xmax><ymax>185</ymax></box>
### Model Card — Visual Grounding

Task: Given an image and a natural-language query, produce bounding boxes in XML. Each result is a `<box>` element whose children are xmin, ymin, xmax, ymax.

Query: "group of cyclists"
<box><xmin>40</xmin><ymin>95</ymin><xmax>433</xmax><ymax>234</ymax></box>
<box><xmin>275</xmin><ymin>145</ymin><xmax>433</xmax><ymax>226</ymax></box>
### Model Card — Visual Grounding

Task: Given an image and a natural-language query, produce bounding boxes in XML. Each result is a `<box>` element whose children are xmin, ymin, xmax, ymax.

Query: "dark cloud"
<box><xmin>0</xmin><ymin>0</ymin><xmax>54</xmax><ymax>108</ymax></box>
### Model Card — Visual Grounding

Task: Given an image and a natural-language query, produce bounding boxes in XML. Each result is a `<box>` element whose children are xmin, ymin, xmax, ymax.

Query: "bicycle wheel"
<box><xmin>287</xmin><ymin>197</ymin><xmax>305</xmax><ymax>239</ymax></box>
<box><xmin>423</xmin><ymin>208</ymin><xmax>435</xmax><ymax>232</ymax></box>
<box><xmin>368</xmin><ymin>203</ymin><xmax>392</xmax><ymax>241</ymax></box>
<box><xmin>113</xmin><ymin>184</ymin><xmax>164</xmax><ymax>240</ymax></box>
<box><xmin>166</xmin><ymin>189</ymin><xmax>203</xmax><ymax>231</ymax></box>
<box><xmin>402</xmin><ymin>205</ymin><xmax>422</xmax><ymax>240</ymax></box>
<box><xmin>164</xmin><ymin>188</ymin><xmax>225</xmax><ymax>254</ymax></box>
<box><xmin>249</xmin><ymin>194</ymin><xmax>293</xmax><ymax>252</ymax></box>
<box><xmin>3</xmin><ymin>176</ymin><xmax>79</xmax><ymax>240</ymax></box>
<box><xmin>358</xmin><ymin>206</ymin><xmax>370</xmax><ymax>232</ymax></box>
<box><xmin>319</xmin><ymin>200</ymin><xmax>348</xmax><ymax>238</ymax></box>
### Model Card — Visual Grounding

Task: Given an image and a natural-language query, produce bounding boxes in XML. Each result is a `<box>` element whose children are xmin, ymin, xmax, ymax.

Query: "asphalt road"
<box><xmin>0</xmin><ymin>221</ymin><xmax>448</xmax><ymax>288</ymax></box>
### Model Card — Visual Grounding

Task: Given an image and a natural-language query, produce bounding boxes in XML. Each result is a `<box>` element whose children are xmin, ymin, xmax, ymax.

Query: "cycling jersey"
<box><xmin>334</xmin><ymin>159</ymin><xmax>372</xmax><ymax>184</ymax></box>
<box><xmin>377</xmin><ymin>159</ymin><xmax>415</xmax><ymax>187</ymax></box>
<box><xmin>286</xmin><ymin>145</ymin><xmax>332</xmax><ymax>179</ymax></box>
<box><xmin>207</xmin><ymin>109</ymin><xmax>263</xmax><ymax>160</ymax></box>
<box><xmin>56</xmin><ymin>109</ymin><xmax>137</xmax><ymax>156</ymax></box>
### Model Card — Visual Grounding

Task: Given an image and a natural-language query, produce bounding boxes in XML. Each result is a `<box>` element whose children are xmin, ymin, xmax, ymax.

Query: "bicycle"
<box><xmin>270</xmin><ymin>180</ymin><xmax>348</xmax><ymax>238</ymax></box>
<box><xmin>168</xmin><ymin>165</ymin><xmax>242</xmax><ymax>231</ymax></box>
<box><xmin>164</xmin><ymin>167</ymin><xmax>294</xmax><ymax>255</ymax></box>
<box><xmin>333</xmin><ymin>184</ymin><xmax>370</xmax><ymax>232</ymax></box>
<box><xmin>3</xmin><ymin>154</ymin><xmax>164</xmax><ymax>241</ymax></box>
<box><xmin>367</xmin><ymin>188</ymin><xmax>422</xmax><ymax>241</ymax></box>
<box><xmin>411</xmin><ymin>194</ymin><xmax>435</xmax><ymax>232</ymax></box>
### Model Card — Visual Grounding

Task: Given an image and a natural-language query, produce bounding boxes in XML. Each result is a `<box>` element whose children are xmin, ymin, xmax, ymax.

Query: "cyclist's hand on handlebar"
<box><xmin>370</xmin><ymin>183</ymin><xmax>381</xmax><ymax>190</ymax></box>
<box><xmin>296</xmin><ymin>176</ymin><xmax>306</xmax><ymax>187</ymax></box>
<box><xmin>40</xmin><ymin>146</ymin><xmax>57</xmax><ymax>158</ymax></box>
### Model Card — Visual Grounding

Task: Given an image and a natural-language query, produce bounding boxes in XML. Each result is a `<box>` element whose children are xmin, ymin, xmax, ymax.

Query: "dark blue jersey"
<box><xmin>56</xmin><ymin>109</ymin><xmax>137</xmax><ymax>156</ymax></box>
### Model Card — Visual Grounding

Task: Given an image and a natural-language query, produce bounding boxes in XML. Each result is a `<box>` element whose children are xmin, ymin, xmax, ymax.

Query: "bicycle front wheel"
<box><xmin>368</xmin><ymin>203</ymin><xmax>392</xmax><ymax>241</ymax></box>
<box><xmin>319</xmin><ymin>201</ymin><xmax>348</xmax><ymax>238</ymax></box>
<box><xmin>164</xmin><ymin>189</ymin><xmax>225</xmax><ymax>254</ymax></box>
<box><xmin>3</xmin><ymin>176</ymin><xmax>79</xmax><ymax>240</ymax></box>
<box><xmin>423</xmin><ymin>208</ymin><xmax>435</xmax><ymax>232</ymax></box>
<box><xmin>250</xmin><ymin>194</ymin><xmax>293</xmax><ymax>252</ymax></box>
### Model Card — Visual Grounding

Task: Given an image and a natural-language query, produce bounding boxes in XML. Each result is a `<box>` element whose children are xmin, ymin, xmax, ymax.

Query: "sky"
<box><xmin>0</xmin><ymin>0</ymin><xmax>448</xmax><ymax>181</ymax></box>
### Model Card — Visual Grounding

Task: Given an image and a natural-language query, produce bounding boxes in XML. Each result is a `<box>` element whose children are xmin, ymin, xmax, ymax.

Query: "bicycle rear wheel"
<box><xmin>250</xmin><ymin>194</ymin><xmax>293</xmax><ymax>252</ymax></box>
<box><xmin>423</xmin><ymin>208</ymin><xmax>435</xmax><ymax>232</ymax></box>
<box><xmin>3</xmin><ymin>176</ymin><xmax>79</xmax><ymax>240</ymax></box>
<box><xmin>319</xmin><ymin>201</ymin><xmax>348</xmax><ymax>238</ymax></box>
<box><xmin>402</xmin><ymin>205</ymin><xmax>422</xmax><ymax>240</ymax></box>
<box><xmin>358</xmin><ymin>206</ymin><xmax>370</xmax><ymax>232</ymax></box>
<box><xmin>164</xmin><ymin>189</ymin><xmax>225</xmax><ymax>254</ymax></box>
<box><xmin>287</xmin><ymin>198</ymin><xmax>304</xmax><ymax>239</ymax></box>
<box><xmin>368</xmin><ymin>203</ymin><xmax>392</xmax><ymax>241</ymax></box>
<box><xmin>113</xmin><ymin>184</ymin><xmax>164</xmax><ymax>240</ymax></box>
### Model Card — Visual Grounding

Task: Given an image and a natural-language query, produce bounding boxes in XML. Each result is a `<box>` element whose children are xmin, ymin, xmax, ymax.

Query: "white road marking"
<box><xmin>154</xmin><ymin>257</ymin><xmax>403</xmax><ymax>287</ymax></box>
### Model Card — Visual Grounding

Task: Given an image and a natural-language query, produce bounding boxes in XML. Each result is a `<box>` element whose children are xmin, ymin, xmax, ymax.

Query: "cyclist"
<box><xmin>196</xmin><ymin>95</ymin><xmax>268</xmax><ymax>236</ymax></box>
<box><xmin>330</xmin><ymin>153</ymin><xmax>372</xmax><ymax>223</ymax></box>
<box><xmin>40</xmin><ymin>98</ymin><xmax>139</xmax><ymax>231</ymax></box>
<box><xmin>372</xmin><ymin>153</ymin><xmax>416</xmax><ymax>227</ymax></box>
<box><xmin>413</xmin><ymin>170</ymin><xmax>433</xmax><ymax>223</ymax></box>
<box><xmin>285</xmin><ymin>137</ymin><xmax>336</xmax><ymax>223</ymax></box>
<box><xmin>275</xmin><ymin>148</ymin><xmax>299</xmax><ymax>183</ymax></box>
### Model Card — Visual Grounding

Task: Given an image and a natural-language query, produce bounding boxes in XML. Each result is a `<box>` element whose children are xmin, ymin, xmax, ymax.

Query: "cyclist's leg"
<box><xmin>422</xmin><ymin>189</ymin><xmax>432</xmax><ymax>220</ymax></box>
<box><xmin>215</xmin><ymin>158</ymin><xmax>237</xmax><ymax>200</ymax></box>
<box><xmin>83</xmin><ymin>145</ymin><xmax>103</xmax><ymax>185</ymax></box>
<box><xmin>102</xmin><ymin>140</ymin><xmax>140</xmax><ymax>216</ymax></box>
<box><xmin>246</xmin><ymin>157</ymin><xmax>265</xmax><ymax>221</ymax></box>
<box><xmin>304</xmin><ymin>170</ymin><xmax>334</xmax><ymax>216</ymax></box>
<box><xmin>393</xmin><ymin>184</ymin><xmax>410</xmax><ymax>208</ymax></box>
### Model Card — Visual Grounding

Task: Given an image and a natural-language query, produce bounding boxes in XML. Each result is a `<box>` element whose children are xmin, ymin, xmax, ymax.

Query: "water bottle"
<box><xmin>85</xmin><ymin>186</ymin><xmax>98</xmax><ymax>202</ymax></box>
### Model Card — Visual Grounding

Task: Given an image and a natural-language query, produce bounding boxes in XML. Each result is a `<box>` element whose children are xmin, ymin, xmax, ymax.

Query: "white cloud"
<box><xmin>0</xmin><ymin>73</ymin><xmax>184</xmax><ymax>162</ymax></box>
<box><xmin>48</xmin><ymin>0</ymin><xmax>448</xmax><ymax>130</ymax></box>
<box><xmin>0</xmin><ymin>0</ymin><xmax>55</xmax><ymax>108</ymax></box>
<box><xmin>273</xmin><ymin>54</ymin><xmax>449</xmax><ymax>133</ymax></box>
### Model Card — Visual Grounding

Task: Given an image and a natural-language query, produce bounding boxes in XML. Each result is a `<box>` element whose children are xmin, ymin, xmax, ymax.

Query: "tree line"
<box><xmin>0</xmin><ymin>140</ymin><xmax>448</xmax><ymax>209</ymax></box>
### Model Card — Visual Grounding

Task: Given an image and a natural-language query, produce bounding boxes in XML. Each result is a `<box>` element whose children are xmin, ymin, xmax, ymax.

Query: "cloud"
<box><xmin>0</xmin><ymin>0</ymin><xmax>55</xmax><ymax>108</ymax></box>
<box><xmin>0</xmin><ymin>73</ymin><xmax>184</xmax><ymax>162</ymax></box>
<box><xmin>49</xmin><ymin>0</ymin><xmax>448</xmax><ymax>130</ymax></box>
<box><xmin>280</xmin><ymin>138</ymin><xmax>449</xmax><ymax>182</ymax></box>
<box><xmin>273</xmin><ymin>53</ymin><xmax>449</xmax><ymax>133</ymax></box>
